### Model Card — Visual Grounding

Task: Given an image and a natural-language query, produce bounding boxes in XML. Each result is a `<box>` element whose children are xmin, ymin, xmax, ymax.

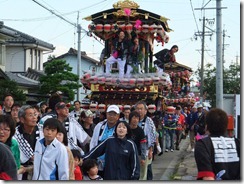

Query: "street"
<box><xmin>152</xmin><ymin>137</ymin><xmax>196</xmax><ymax>180</ymax></box>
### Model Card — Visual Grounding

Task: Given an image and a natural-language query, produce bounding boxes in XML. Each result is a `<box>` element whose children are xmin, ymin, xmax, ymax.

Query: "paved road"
<box><xmin>152</xmin><ymin>137</ymin><xmax>192</xmax><ymax>180</ymax></box>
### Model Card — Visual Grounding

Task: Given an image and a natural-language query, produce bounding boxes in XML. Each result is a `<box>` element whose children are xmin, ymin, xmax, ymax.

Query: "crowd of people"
<box><xmin>0</xmin><ymin>93</ymin><xmax>240</xmax><ymax>180</ymax></box>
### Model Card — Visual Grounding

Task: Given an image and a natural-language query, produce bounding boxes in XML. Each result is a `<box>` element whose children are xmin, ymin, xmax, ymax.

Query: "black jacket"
<box><xmin>84</xmin><ymin>136</ymin><xmax>140</xmax><ymax>180</ymax></box>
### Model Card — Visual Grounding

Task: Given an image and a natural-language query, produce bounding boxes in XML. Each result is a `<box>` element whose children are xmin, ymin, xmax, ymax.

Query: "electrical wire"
<box><xmin>30</xmin><ymin>0</ymin><xmax>103</xmax><ymax>46</ymax></box>
<box><xmin>189</xmin><ymin>0</ymin><xmax>200</xmax><ymax>33</ymax></box>
<box><xmin>1</xmin><ymin>0</ymin><xmax>107</xmax><ymax>22</ymax></box>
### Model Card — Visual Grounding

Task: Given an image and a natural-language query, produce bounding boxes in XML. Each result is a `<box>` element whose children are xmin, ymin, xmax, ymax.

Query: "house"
<box><xmin>0</xmin><ymin>21</ymin><xmax>54</xmax><ymax>103</ymax></box>
<box><xmin>0</xmin><ymin>21</ymin><xmax>55</xmax><ymax>72</ymax></box>
<box><xmin>45</xmin><ymin>47</ymin><xmax>102</xmax><ymax>101</ymax></box>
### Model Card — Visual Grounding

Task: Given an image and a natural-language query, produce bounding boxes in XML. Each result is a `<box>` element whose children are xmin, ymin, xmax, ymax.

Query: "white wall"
<box><xmin>6</xmin><ymin>47</ymin><xmax>25</xmax><ymax>72</ymax></box>
<box><xmin>0</xmin><ymin>44</ymin><xmax>6</xmax><ymax>71</ymax></box>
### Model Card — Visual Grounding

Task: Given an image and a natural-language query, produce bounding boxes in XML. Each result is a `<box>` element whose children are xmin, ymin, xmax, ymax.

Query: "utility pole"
<box><xmin>32</xmin><ymin>0</ymin><xmax>88</xmax><ymax>101</ymax></box>
<box><xmin>194</xmin><ymin>16</ymin><xmax>213</xmax><ymax>103</ymax></box>
<box><xmin>222</xmin><ymin>29</ymin><xmax>230</xmax><ymax>68</ymax></box>
<box><xmin>77</xmin><ymin>24</ymin><xmax>81</xmax><ymax>101</ymax></box>
<box><xmin>216</xmin><ymin>0</ymin><xmax>223</xmax><ymax>109</ymax></box>
<box><xmin>195</xmin><ymin>1</ymin><xmax>226</xmax><ymax>107</ymax></box>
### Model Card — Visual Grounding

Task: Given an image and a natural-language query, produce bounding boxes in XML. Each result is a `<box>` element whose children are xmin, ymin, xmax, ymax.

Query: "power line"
<box><xmin>31</xmin><ymin>0</ymin><xmax>103</xmax><ymax>101</ymax></box>
<box><xmin>189</xmin><ymin>0</ymin><xmax>200</xmax><ymax>32</ymax></box>
<box><xmin>31</xmin><ymin>0</ymin><xmax>103</xmax><ymax>45</ymax></box>
<box><xmin>32</xmin><ymin>0</ymin><xmax>76</xmax><ymax>27</ymax></box>
<box><xmin>1</xmin><ymin>0</ymin><xmax>107</xmax><ymax>22</ymax></box>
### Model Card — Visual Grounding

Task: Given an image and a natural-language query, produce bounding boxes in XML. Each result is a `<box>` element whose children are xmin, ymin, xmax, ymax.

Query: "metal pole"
<box><xmin>77</xmin><ymin>24</ymin><xmax>81</xmax><ymax>101</ymax></box>
<box><xmin>222</xmin><ymin>29</ymin><xmax>225</xmax><ymax>68</ymax></box>
<box><xmin>200</xmin><ymin>16</ymin><xmax>205</xmax><ymax>103</ymax></box>
<box><xmin>216</xmin><ymin>0</ymin><xmax>223</xmax><ymax>108</ymax></box>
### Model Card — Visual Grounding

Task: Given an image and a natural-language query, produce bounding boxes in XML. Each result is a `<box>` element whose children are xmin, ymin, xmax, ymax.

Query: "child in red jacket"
<box><xmin>71</xmin><ymin>149</ymin><xmax>83</xmax><ymax>180</ymax></box>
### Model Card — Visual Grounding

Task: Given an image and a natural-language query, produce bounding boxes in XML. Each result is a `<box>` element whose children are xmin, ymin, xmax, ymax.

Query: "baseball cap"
<box><xmin>197</xmin><ymin>103</ymin><xmax>203</xmax><ymax>108</ymax></box>
<box><xmin>106</xmin><ymin>105</ymin><xmax>120</xmax><ymax>114</ymax></box>
<box><xmin>85</xmin><ymin>110</ymin><xmax>94</xmax><ymax>117</ymax></box>
<box><xmin>55</xmin><ymin>102</ymin><xmax>70</xmax><ymax>109</ymax></box>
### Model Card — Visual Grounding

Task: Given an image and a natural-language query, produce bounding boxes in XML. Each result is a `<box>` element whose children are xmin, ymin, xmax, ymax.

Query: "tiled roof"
<box><xmin>5</xmin><ymin>71</ymin><xmax>39</xmax><ymax>87</ymax></box>
<box><xmin>53</xmin><ymin>47</ymin><xmax>100</xmax><ymax>65</ymax></box>
<box><xmin>0</xmin><ymin>22</ymin><xmax>55</xmax><ymax>51</ymax></box>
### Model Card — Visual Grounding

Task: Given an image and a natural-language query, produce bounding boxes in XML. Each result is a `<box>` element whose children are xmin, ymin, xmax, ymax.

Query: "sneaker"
<box><xmin>170</xmin><ymin>149</ymin><xmax>174</xmax><ymax>152</ymax></box>
<box><xmin>191</xmin><ymin>148</ymin><xmax>195</xmax><ymax>152</ymax></box>
<box><xmin>176</xmin><ymin>146</ymin><xmax>180</xmax><ymax>150</ymax></box>
<box><xmin>165</xmin><ymin>149</ymin><xmax>169</xmax><ymax>152</ymax></box>
<box><xmin>158</xmin><ymin>152</ymin><xmax>163</xmax><ymax>156</ymax></box>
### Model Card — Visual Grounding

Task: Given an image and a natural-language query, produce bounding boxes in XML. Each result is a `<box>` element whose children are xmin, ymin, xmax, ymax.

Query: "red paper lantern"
<box><xmin>80</xmin><ymin>104</ymin><xmax>89</xmax><ymax>110</ymax></box>
<box><xmin>157</xmin><ymin>25</ymin><xmax>163</xmax><ymax>33</ymax></box>
<box><xmin>95</xmin><ymin>24</ymin><xmax>103</xmax><ymax>32</ymax></box>
<box><xmin>105</xmin><ymin>77</ymin><xmax>112</xmax><ymax>85</ymax></box>
<box><xmin>144</xmin><ymin>77</ymin><xmax>152</xmax><ymax>86</ymax></box>
<box><xmin>149</xmin><ymin>24</ymin><xmax>157</xmax><ymax>33</ymax></box>
<box><xmin>142</xmin><ymin>24</ymin><xmax>149</xmax><ymax>33</ymax></box>
<box><xmin>89</xmin><ymin>76</ymin><xmax>98</xmax><ymax>84</ymax></box>
<box><xmin>125</xmin><ymin>23</ymin><xmax>133</xmax><ymax>33</ymax></box>
<box><xmin>89</xmin><ymin>103</ymin><xmax>98</xmax><ymax>112</ymax></box>
<box><xmin>128</xmin><ymin>78</ymin><xmax>136</xmax><ymax>87</ymax></box>
<box><xmin>152</xmin><ymin>76</ymin><xmax>160</xmax><ymax>85</ymax></box>
<box><xmin>136</xmin><ymin>78</ymin><xmax>144</xmax><ymax>86</ymax></box>
<box><xmin>98</xmin><ymin>76</ymin><xmax>105</xmax><ymax>84</ymax></box>
<box><xmin>119</xmin><ymin>24</ymin><xmax>126</xmax><ymax>31</ymax></box>
<box><xmin>166</xmin><ymin>106</ymin><xmax>175</xmax><ymax>114</ymax></box>
<box><xmin>148</xmin><ymin>104</ymin><xmax>156</xmax><ymax>114</ymax></box>
<box><xmin>104</xmin><ymin>24</ymin><xmax>111</xmax><ymax>32</ymax></box>
<box><xmin>121</xmin><ymin>78</ymin><xmax>129</xmax><ymax>86</ymax></box>
<box><xmin>98</xmin><ymin>104</ymin><xmax>106</xmax><ymax>112</ymax></box>
<box><xmin>111</xmin><ymin>78</ymin><xmax>118</xmax><ymax>86</ymax></box>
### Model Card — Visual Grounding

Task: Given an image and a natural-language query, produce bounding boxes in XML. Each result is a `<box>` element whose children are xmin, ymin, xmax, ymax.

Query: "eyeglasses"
<box><xmin>0</xmin><ymin>127</ymin><xmax>10</xmax><ymax>133</ymax></box>
<box><xmin>26</xmin><ymin>113</ymin><xmax>38</xmax><ymax>118</ymax></box>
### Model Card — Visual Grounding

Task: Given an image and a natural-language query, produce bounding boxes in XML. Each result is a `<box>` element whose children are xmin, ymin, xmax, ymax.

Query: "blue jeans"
<box><xmin>165</xmin><ymin>129</ymin><xmax>175</xmax><ymax>150</ymax></box>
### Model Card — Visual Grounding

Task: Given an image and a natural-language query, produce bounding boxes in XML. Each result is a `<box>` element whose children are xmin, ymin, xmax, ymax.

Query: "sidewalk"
<box><xmin>172</xmin><ymin>137</ymin><xmax>198</xmax><ymax>180</ymax></box>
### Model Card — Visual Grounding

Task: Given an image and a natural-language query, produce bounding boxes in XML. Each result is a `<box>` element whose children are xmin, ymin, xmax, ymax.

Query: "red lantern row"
<box><xmin>169</xmin><ymin>70</ymin><xmax>191</xmax><ymax>78</ymax></box>
<box><xmin>81</xmin><ymin>103</ymin><xmax>156</xmax><ymax>113</ymax></box>
<box><xmin>165</xmin><ymin>97</ymin><xmax>200</xmax><ymax>104</ymax></box>
<box><xmin>81</xmin><ymin>74</ymin><xmax>172</xmax><ymax>88</ymax></box>
<box><xmin>88</xmin><ymin>23</ymin><xmax>165</xmax><ymax>34</ymax></box>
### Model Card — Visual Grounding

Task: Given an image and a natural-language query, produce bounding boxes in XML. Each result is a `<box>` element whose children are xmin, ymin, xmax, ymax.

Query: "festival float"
<box><xmin>80</xmin><ymin>0</ymin><xmax>196</xmax><ymax>112</ymax></box>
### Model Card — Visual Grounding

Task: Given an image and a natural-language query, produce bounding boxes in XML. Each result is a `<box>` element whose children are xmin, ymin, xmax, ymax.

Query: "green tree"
<box><xmin>196</xmin><ymin>63</ymin><xmax>240</xmax><ymax>107</ymax></box>
<box><xmin>0</xmin><ymin>80</ymin><xmax>26</xmax><ymax>104</ymax></box>
<box><xmin>39</xmin><ymin>59</ymin><xmax>82</xmax><ymax>101</ymax></box>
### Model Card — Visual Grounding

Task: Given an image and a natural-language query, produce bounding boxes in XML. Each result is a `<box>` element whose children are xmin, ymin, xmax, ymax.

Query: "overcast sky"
<box><xmin>0</xmin><ymin>0</ymin><xmax>241</xmax><ymax>78</ymax></box>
